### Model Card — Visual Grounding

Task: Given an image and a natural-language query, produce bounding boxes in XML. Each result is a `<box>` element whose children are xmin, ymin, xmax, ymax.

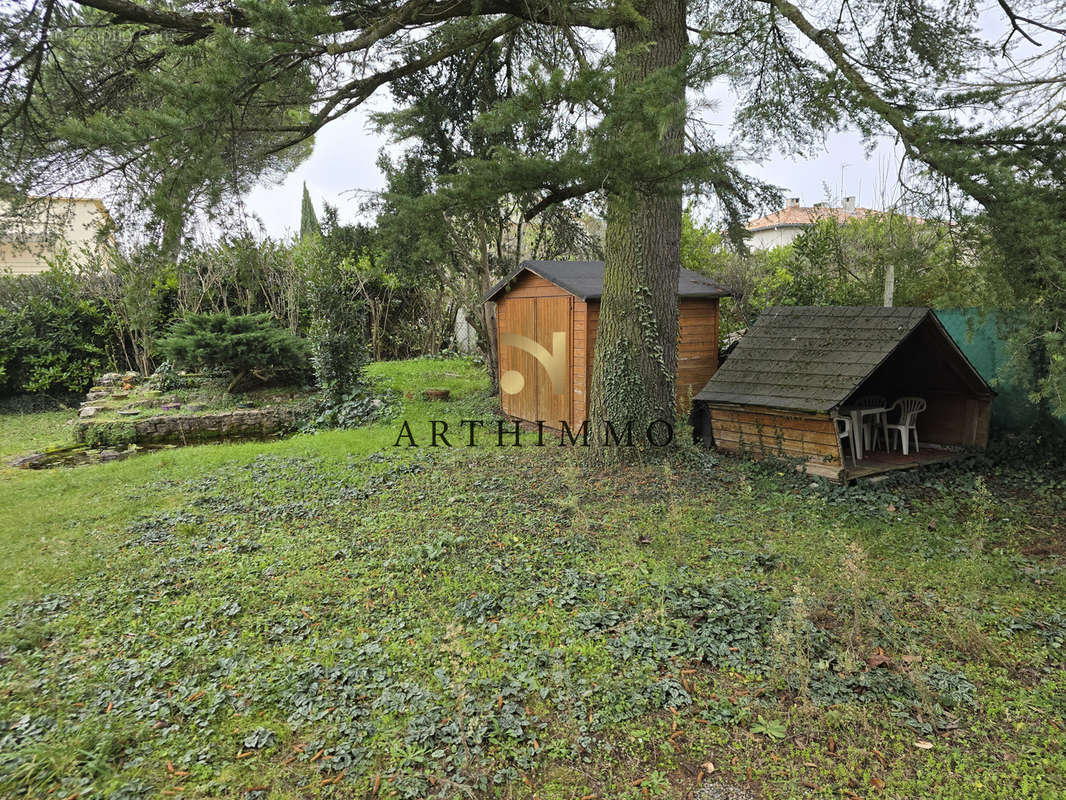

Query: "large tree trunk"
<box><xmin>587</xmin><ymin>0</ymin><xmax>686</xmax><ymax>454</ymax></box>
<box><xmin>478</xmin><ymin>222</ymin><xmax>500</xmax><ymax>392</ymax></box>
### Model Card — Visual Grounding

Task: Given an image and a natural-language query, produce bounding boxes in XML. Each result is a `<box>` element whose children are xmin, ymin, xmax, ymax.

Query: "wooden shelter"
<box><xmin>486</xmin><ymin>260</ymin><xmax>730</xmax><ymax>429</ymax></box>
<box><xmin>694</xmin><ymin>306</ymin><xmax>995</xmax><ymax>481</ymax></box>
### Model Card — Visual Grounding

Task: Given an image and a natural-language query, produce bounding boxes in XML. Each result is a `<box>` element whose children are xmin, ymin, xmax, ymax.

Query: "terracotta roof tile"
<box><xmin>745</xmin><ymin>206</ymin><xmax>921</xmax><ymax>232</ymax></box>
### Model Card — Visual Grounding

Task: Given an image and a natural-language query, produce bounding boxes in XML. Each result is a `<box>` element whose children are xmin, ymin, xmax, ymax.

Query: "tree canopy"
<box><xmin>2</xmin><ymin>0</ymin><xmax>1065</xmax><ymax>423</ymax></box>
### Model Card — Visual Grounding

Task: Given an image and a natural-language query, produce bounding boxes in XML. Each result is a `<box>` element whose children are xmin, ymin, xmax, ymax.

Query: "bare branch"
<box><xmin>996</xmin><ymin>0</ymin><xmax>1042</xmax><ymax>49</ymax></box>
<box><xmin>996</xmin><ymin>0</ymin><xmax>1066</xmax><ymax>53</ymax></box>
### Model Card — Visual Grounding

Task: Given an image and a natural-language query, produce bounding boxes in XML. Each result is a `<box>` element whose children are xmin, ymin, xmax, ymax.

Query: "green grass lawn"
<box><xmin>1</xmin><ymin>357</ymin><xmax>1063</xmax><ymax>799</ymax></box>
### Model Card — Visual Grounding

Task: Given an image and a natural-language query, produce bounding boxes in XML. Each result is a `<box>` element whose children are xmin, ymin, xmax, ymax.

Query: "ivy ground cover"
<box><xmin>1</xmin><ymin>358</ymin><xmax>1063</xmax><ymax>799</ymax></box>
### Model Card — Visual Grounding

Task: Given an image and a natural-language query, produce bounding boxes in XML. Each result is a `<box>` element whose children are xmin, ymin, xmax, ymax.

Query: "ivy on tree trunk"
<box><xmin>588</xmin><ymin>0</ymin><xmax>685</xmax><ymax>455</ymax></box>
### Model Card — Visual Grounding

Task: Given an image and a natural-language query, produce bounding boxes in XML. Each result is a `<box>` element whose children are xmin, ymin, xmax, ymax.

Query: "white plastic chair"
<box><xmin>853</xmin><ymin>395</ymin><xmax>888</xmax><ymax>451</ymax></box>
<box><xmin>833</xmin><ymin>414</ymin><xmax>859</xmax><ymax>462</ymax></box>
<box><xmin>886</xmin><ymin>397</ymin><xmax>926</xmax><ymax>455</ymax></box>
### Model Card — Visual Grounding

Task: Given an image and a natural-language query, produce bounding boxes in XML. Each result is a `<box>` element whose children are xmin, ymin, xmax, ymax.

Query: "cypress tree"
<box><xmin>300</xmin><ymin>183</ymin><xmax>320</xmax><ymax>240</ymax></box>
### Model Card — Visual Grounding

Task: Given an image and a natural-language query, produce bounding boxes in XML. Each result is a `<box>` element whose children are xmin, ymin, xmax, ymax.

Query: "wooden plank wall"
<box><xmin>535</xmin><ymin>296</ymin><xmax>573</xmax><ymax>425</ymax></box>
<box><xmin>709</xmin><ymin>405</ymin><xmax>844</xmax><ymax>480</ymax></box>
<box><xmin>581</xmin><ymin>298</ymin><xmax>719</xmax><ymax>418</ymax></box>
<box><xmin>971</xmin><ymin>398</ymin><xmax>991</xmax><ymax>447</ymax></box>
<box><xmin>501</xmin><ymin>272</ymin><xmax>572</xmax><ymax>301</ymax></box>
<box><xmin>496</xmin><ymin>296</ymin><xmax>537</xmax><ymax>423</ymax></box>
<box><xmin>912</xmin><ymin>392</ymin><xmax>992</xmax><ymax>447</ymax></box>
<box><xmin>677</xmin><ymin>299</ymin><xmax>719</xmax><ymax>410</ymax></box>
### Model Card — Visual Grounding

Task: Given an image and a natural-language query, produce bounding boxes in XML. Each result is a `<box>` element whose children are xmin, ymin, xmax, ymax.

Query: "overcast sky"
<box><xmin>244</xmin><ymin>105</ymin><xmax>907</xmax><ymax>240</ymax></box>
<box><xmin>241</xmin><ymin>2</ymin><xmax>1048</xmax><ymax>241</ymax></box>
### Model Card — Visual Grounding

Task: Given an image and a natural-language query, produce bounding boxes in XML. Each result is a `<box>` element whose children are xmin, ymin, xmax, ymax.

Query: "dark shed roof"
<box><xmin>696</xmin><ymin>306</ymin><xmax>993</xmax><ymax>412</ymax></box>
<box><xmin>485</xmin><ymin>260</ymin><xmax>731</xmax><ymax>302</ymax></box>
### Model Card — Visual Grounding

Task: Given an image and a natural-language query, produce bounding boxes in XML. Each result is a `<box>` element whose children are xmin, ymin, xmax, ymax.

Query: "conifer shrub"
<box><xmin>156</xmin><ymin>312</ymin><xmax>308</xmax><ymax>392</ymax></box>
<box><xmin>293</xmin><ymin>237</ymin><xmax>369</xmax><ymax>405</ymax></box>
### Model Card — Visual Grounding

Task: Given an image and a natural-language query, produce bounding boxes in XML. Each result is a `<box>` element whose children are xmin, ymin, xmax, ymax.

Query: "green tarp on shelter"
<box><xmin>935</xmin><ymin>309</ymin><xmax>1042</xmax><ymax>431</ymax></box>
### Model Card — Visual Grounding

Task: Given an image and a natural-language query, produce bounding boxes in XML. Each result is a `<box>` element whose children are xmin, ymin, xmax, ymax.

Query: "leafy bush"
<box><xmin>156</xmin><ymin>312</ymin><xmax>309</xmax><ymax>392</ymax></box>
<box><xmin>0</xmin><ymin>269</ymin><xmax>117</xmax><ymax>397</ymax></box>
<box><xmin>691</xmin><ymin>213</ymin><xmax>996</xmax><ymax>337</ymax></box>
<box><xmin>295</xmin><ymin>237</ymin><xmax>369</xmax><ymax>404</ymax></box>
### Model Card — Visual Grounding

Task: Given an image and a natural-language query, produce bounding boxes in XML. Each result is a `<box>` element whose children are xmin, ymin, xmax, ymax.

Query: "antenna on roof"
<box><xmin>840</xmin><ymin>162</ymin><xmax>851</xmax><ymax>207</ymax></box>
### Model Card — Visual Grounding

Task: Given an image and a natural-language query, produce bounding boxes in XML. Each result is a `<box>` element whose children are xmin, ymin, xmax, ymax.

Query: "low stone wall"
<box><xmin>75</xmin><ymin>407</ymin><xmax>300</xmax><ymax>448</ymax></box>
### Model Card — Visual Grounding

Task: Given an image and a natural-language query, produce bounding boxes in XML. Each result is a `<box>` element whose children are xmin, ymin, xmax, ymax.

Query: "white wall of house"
<box><xmin>747</xmin><ymin>226</ymin><xmax>806</xmax><ymax>251</ymax></box>
<box><xmin>0</xmin><ymin>198</ymin><xmax>114</xmax><ymax>275</ymax></box>
<box><xmin>744</xmin><ymin>197</ymin><xmax>869</xmax><ymax>252</ymax></box>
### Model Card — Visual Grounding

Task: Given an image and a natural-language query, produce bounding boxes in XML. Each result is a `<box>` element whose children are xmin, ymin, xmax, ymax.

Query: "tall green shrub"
<box><xmin>156</xmin><ymin>312</ymin><xmax>308</xmax><ymax>392</ymax></box>
<box><xmin>293</xmin><ymin>237</ymin><xmax>368</xmax><ymax>404</ymax></box>
<box><xmin>0</xmin><ymin>268</ymin><xmax>117</xmax><ymax>397</ymax></box>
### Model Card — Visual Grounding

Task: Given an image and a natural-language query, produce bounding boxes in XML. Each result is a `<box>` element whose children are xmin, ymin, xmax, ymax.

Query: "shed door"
<box><xmin>535</xmin><ymin>296</ymin><xmax>572</xmax><ymax>426</ymax></box>
<box><xmin>497</xmin><ymin>296</ymin><xmax>572</xmax><ymax>426</ymax></box>
<box><xmin>498</xmin><ymin>297</ymin><xmax>537</xmax><ymax>422</ymax></box>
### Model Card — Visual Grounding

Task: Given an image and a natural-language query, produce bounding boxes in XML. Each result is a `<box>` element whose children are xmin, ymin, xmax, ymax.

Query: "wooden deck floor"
<box><xmin>842</xmin><ymin>446</ymin><xmax>963</xmax><ymax>480</ymax></box>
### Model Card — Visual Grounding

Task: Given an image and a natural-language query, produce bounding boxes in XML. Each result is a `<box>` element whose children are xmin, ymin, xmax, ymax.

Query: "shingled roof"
<box><xmin>485</xmin><ymin>260</ymin><xmax>731</xmax><ymax>302</ymax></box>
<box><xmin>696</xmin><ymin>306</ymin><xmax>989</xmax><ymax>412</ymax></box>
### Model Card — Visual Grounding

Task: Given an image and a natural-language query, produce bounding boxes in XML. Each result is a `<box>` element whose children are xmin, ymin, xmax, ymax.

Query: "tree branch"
<box><xmin>995</xmin><ymin>0</ymin><xmax>1066</xmax><ymax>52</ymax></box>
<box><xmin>74</xmin><ymin>0</ymin><xmax>229</xmax><ymax>33</ymax></box>
<box><xmin>74</xmin><ymin>0</ymin><xmax>620</xmax><ymax>36</ymax></box>
<box><xmin>768</xmin><ymin>0</ymin><xmax>995</xmax><ymax>206</ymax></box>
<box><xmin>2</xmin><ymin>0</ymin><xmax>55</xmax><ymax>135</ymax></box>
<box><xmin>262</xmin><ymin>15</ymin><xmax>526</xmax><ymax>155</ymax></box>
<box><xmin>522</xmin><ymin>183</ymin><xmax>594</xmax><ymax>220</ymax></box>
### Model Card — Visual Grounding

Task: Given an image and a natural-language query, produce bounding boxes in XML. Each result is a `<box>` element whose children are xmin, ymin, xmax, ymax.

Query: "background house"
<box><xmin>745</xmin><ymin>197</ymin><xmax>919</xmax><ymax>251</ymax></box>
<box><xmin>0</xmin><ymin>197</ymin><xmax>115</xmax><ymax>274</ymax></box>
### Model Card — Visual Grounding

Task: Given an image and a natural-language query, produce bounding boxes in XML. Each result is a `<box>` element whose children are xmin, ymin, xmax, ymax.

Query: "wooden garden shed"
<box><xmin>694</xmin><ymin>306</ymin><xmax>995</xmax><ymax>482</ymax></box>
<box><xmin>486</xmin><ymin>260</ymin><xmax>730</xmax><ymax>429</ymax></box>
